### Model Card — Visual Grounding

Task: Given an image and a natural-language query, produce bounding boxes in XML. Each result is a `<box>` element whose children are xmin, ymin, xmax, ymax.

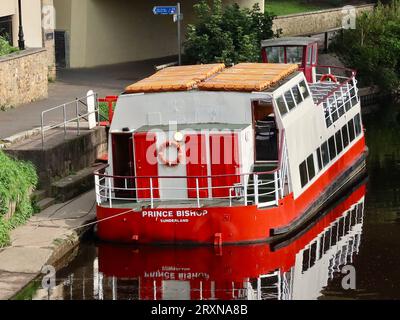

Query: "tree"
<box><xmin>183</xmin><ymin>0</ymin><xmax>276</xmax><ymax>65</ymax></box>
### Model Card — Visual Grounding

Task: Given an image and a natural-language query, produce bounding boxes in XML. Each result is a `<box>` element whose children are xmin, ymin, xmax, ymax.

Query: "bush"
<box><xmin>0</xmin><ymin>36</ymin><xmax>18</xmax><ymax>57</ymax></box>
<box><xmin>330</xmin><ymin>1</ymin><xmax>400</xmax><ymax>92</ymax></box>
<box><xmin>183</xmin><ymin>0</ymin><xmax>276</xmax><ymax>65</ymax></box>
<box><xmin>0</xmin><ymin>150</ymin><xmax>38</xmax><ymax>246</ymax></box>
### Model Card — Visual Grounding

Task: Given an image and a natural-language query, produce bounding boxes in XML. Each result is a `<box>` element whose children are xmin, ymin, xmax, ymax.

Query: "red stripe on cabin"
<box><xmin>209</xmin><ymin>133</ymin><xmax>240</xmax><ymax>198</ymax></box>
<box><xmin>134</xmin><ymin>132</ymin><xmax>160</xmax><ymax>199</ymax></box>
<box><xmin>185</xmin><ymin>134</ymin><xmax>209</xmax><ymax>198</ymax></box>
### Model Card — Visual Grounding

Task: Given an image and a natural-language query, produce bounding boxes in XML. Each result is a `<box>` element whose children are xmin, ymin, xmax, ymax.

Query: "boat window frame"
<box><xmin>354</xmin><ymin>113</ymin><xmax>362</xmax><ymax>136</ymax></box>
<box><xmin>328</xmin><ymin>135</ymin><xmax>337</xmax><ymax>161</ymax></box>
<box><xmin>284</xmin><ymin>89</ymin><xmax>297</xmax><ymax>111</ymax></box>
<box><xmin>321</xmin><ymin>141</ymin><xmax>330</xmax><ymax>167</ymax></box>
<box><xmin>348</xmin><ymin>118</ymin><xmax>356</xmax><ymax>142</ymax></box>
<box><xmin>299</xmin><ymin>160</ymin><xmax>309</xmax><ymax>188</ymax></box>
<box><xmin>306</xmin><ymin>153</ymin><xmax>316</xmax><ymax>181</ymax></box>
<box><xmin>292</xmin><ymin>84</ymin><xmax>303</xmax><ymax>105</ymax></box>
<box><xmin>276</xmin><ymin>94</ymin><xmax>289</xmax><ymax>116</ymax></box>
<box><xmin>341</xmin><ymin>125</ymin><xmax>350</xmax><ymax>148</ymax></box>
<box><xmin>316</xmin><ymin>147</ymin><xmax>323</xmax><ymax>171</ymax></box>
<box><xmin>335</xmin><ymin>130</ymin><xmax>343</xmax><ymax>154</ymax></box>
<box><xmin>298</xmin><ymin>80</ymin><xmax>310</xmax><ymax>100</ymax></box>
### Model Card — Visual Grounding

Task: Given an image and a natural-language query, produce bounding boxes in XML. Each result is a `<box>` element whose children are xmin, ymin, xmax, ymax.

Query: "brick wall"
<box><xmin>0</xmin><ymin>48</ymin><xmax>48</xmax><ymax>110</ymax></box>
<box><xmin>273</xmin><ymin>4</ymin><xmax>375</xmax><ymax>36</ymax></box>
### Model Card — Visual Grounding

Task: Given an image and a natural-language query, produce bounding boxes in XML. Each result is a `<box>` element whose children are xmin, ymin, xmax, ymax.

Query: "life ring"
<box><xmin>158</xmin><ymin>140</ymin><xmax>184</xmax><ymax>167</ymax></box>
<box><xmin>320</xmin><ymin>74</ymin><xmax>338</xmax><ymax>83</ymax></box>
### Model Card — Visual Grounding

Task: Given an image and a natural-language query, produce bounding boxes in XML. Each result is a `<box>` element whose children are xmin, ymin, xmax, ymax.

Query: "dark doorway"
<box><xmin>55</xmin><ymin>30</ymin><xmax>67</xmax><ymax>68</ymax></box>
<box><xmin>252</xmin><ymin>101</ymin><xmax>279</xmax><ymax>162</ymax></box>
<box><xmin>112</xmin><ymin>133</ymin><xmax>136</xmax><ymax>199</ymax></box>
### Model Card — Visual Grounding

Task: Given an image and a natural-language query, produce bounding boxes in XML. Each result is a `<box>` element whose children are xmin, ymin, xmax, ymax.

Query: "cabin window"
<box><xmin>348</xmin><ymin>119</ymin><xmax>356</xmax><ymax>142</ymax></box>
<box><xmin>354</xmin><ymin>114</ymin><xmax>362</xmax><ymax>136</ymax></box>
<box><xmin>299</xmin><ymin>80</ymin><xmax>310</xmax><ymax>100</ymax></box>
<box><xmin>342</xmin><ymin>125</ymin><xmax>349</xmax><ymax>148</ymax></box>
<box><xmin>307</xmin><ymin>154</ymin><xmax>316</xmax><ymax>180</ymax></box>
<box><xmin>321</xmin><ymin>141</ymin><xmax>329</xmax><ymax>167</ymax></box>
<box><xmin>286</xmin><ymin>46</ymin><xmax>303</xmax><ymax>64</ymax></box>
<box><xmin>292</xmin><ymin>85</ymin><xmax>303</xmax><ymax>105</ymax></box>
<box><xmin>276</xmin><ymin>95</ymin><xmax>288</xmax><ymax>116</ymax></box>
<box><xmin>328</xmin><ymin>135</ymin><xmax>337</xmax><ymax>161</ymax></box>
<box><xmin>335</xmin><ymin>130</ymin><xmax>343</xmax><ymax>154</ymax></box>
<box><xmin>299</xmin><ymin>160</ymin><xmax>308</xmax><ymax>187</ymax></box>
<box><xmin>317</xmin><ymin>148</ymin><xmax>323</xmax><ymax>171</ymax></box>
<box><xmin>266</xmin><ymin>47</ymin><xmax>285</xmax><ymax>63</ymax></box>
<box><xmin>284</xmin><ymin>90</ymin><xmax>296</xmax><ymax>110</ymax></box>
<box><xmin>312</xmin><ymin>44</ymin><xmax>318</xmax><ymax>64</ymax></box>
<box><xmin>307</xmin><ymin>46</ymin><xmax>312</xmax><ymax>65</ymax></box>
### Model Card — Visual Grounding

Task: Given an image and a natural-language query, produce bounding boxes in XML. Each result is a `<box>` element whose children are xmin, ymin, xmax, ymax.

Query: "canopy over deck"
<box><xmin>124</xmin><ymin>63</ymin><xmax>299</xmax><ymax>94</ymax></box>
<box><xmin>261</xmin><ymin>37</ymin><xmax>319</xmax><ymax>47</ymax></box>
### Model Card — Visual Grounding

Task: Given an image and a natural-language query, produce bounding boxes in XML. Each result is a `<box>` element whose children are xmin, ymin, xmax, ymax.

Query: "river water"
<box><xmin>26</xmin><ymin>99</ymin><xmax>400</xmax><ymax>300</ymax></box>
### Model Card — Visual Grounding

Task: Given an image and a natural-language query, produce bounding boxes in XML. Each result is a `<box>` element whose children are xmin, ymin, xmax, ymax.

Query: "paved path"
<box><xmin>0</xmin><ymin>57</ymin><xmax>175</xmax><ymax>140</ymax></box>
<box><xmin>0</xmin><ymin>190</ymin><xmax>96</xmax><ymax>300</ymax></box>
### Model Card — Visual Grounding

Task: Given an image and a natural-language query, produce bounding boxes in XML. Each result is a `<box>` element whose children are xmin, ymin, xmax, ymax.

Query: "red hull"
<box><xmin>96</xmin><ymin>136</ymin><xmax>366</xmax><ymax>244</ymax></box>
<box><xmin>98</xmin><ymin>183</ymin><xmax>366</xmax><ymax>300</ymax></box>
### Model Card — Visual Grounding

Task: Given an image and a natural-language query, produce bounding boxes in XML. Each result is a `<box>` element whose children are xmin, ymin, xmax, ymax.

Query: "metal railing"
<box><xmin>311</xmin><ymin>66</ymin><xmax>359</xmax><ymax>128</ymax></box>
<box><xmin>40</xmin><ymin>92</ymin><xmax>99</xmax><ymax>148</ymax></box>
<box><xmin>94</xmin><ymin>131</ymin><xmax>291</xmax><ymax>209</ymax></box>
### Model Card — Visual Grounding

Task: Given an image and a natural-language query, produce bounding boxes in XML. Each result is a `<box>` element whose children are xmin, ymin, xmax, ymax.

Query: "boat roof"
<box><xmin>261</xmin><ymin>37</ymin><xmax>319</xmax><ymax>47</ymax></box>
<box><xmin>135</xmin><ymin>123</ymin><xmax>250</xmax><ymax>133</ymax></box>
<box><xmin>124</xmin><ymin>63</ymin><xmax>298</xmax><ymax>94</ymax></box>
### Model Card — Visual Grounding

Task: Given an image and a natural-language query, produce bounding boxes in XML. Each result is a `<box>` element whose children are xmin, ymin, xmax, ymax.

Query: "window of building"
<box><xmin>348</xmin><ymin>118</ymin><xmax>356</xmax><ymax>142</ymax></box>
<box><xmin>342</xmin><ymin>125</ymin><xmax>349</xmax><ymax>148</ymax></box>
<box><xmin>0</xmin><ymin>16</ymin><xmax>13</xmax><ymax>45</ymax></box>
<box><xmin>276</xmin><ymin>95</ymin><xmax>288</xmax><ymax>116</ymax></box>
<box><xmin>335</xmin><ymin>130</ymin><xmax>343</xmax><ymax>154</ymax></box>
<box><xmin>321</xmin><ymin>141</ymin><xmax>329</xmax><ymax>167</ymax></box>
<box><xmin>299</xmin><ymin>80</ymin><xmax>310</xmax><ymax>100</ymax></box>
<box><xmin>328</xmin><ymin>135</ymin><xmax>337</xmax><ymax>161</ymax></box>
<box><xmin>299</xmin><ymin>160</ymin><xmax>308</xmax><ymax>188</ymax></box>
<box><xmin>307</xmin><ymin>154</ymin><xmax>315</xmax><ymax>180</ymax></box>
<box><xmin>284</xmin><ymin>90</ymin><xmax>296</xmax><ymax>110</ymax></box>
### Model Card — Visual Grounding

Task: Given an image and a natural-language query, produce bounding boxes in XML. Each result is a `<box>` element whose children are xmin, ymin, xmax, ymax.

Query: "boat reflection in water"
<box><xmin>38</xmin><ymin>183</ymin><xmax>366</xmax><ymax>300</ymax></box>
<box><xmin>99</xmin><ymin>184</ymin><xmax>365</xmax><ymax>300</ymax></box>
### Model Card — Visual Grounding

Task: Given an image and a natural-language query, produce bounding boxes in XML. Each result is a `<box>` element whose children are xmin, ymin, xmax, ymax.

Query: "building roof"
<box><xmin>124</xmin><ymin>63</ymin><xmax>298</xmax><ymax>94</ymax></box>
<box><xmin>261</xmin><ymin>37</ymin><xmax>319</xmax><ymax>47</ymax></box>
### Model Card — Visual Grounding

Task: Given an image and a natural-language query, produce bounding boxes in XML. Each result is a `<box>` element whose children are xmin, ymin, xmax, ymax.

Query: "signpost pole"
<box><xmin>177</xmin><ymin>2</ymin><xmax>182</xmax><ymax>66</ymax></box>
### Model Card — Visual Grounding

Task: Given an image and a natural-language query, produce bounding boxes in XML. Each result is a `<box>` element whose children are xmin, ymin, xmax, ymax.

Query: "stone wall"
<box><xmin>0</xmin><ymin>48</ymin><xmax>48</xmax><ymax>110</ymax></box>
<box><xmin>42</xmin><ymin>0</ymin><xmax>57</xmax><ymax>80</ymax></box>
<box><xmin>273</xmin><ymin>4</ymin><xmax>375</xmax><ymax>36</ymax></box>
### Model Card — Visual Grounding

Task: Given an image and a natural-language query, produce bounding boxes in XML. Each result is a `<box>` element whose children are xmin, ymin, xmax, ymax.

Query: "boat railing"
<box><xmin>311</xmin><ymin>65</ymin><xmax>359</xmax><ymax>128</ymax></box>
<box><xmin>94</xmin><ymin>132</ymin><xmax>291</xmax><ymax>210</ymax></box>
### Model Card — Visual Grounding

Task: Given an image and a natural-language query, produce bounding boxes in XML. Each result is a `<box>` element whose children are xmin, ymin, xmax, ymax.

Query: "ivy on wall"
<box><xmin>0</xmin><ymin>150</ymin><xmax>38</xmax><ymax>246</ymax></box>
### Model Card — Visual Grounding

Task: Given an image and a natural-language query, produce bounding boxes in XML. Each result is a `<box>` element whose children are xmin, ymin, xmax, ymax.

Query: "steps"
<box><xmin>247</xmin><ymin>162</ymin><xmax>277</xmax><ymax>205</ymax></box>
<box><xmin>31</xmin><ymin>189</ymin><xmax>56</xmax><ymax>211</ymax></box>
<box><xmin>50</xmin><ymin>164</ymin><xmax>104</xmax><ymax>203</ymax></box>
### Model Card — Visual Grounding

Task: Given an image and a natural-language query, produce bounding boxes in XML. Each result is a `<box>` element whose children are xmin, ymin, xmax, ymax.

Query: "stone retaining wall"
<box><xmin>273</xmin><ymin>4</ymin><xmax>375</xmax><ymax>36</ymax></box>
<box><xmin>0</xmin><ymin>48</ymin><xmax>48</xmax><ymax>110</ymax></box>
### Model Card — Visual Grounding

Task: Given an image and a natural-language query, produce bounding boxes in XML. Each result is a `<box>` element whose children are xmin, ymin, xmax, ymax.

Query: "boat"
<box><xmin>94</xmin><ymin>38</ymin><xmax>367</xmax><ymax>245</ymax></box>
<box><xmin>94</xmin><ymin>182</ymin><xmax>366</xmax><ymax>300</ymax></box>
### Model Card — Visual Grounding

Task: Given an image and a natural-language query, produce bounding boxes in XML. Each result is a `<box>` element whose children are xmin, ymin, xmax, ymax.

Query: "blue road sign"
<box><xmin>153</xmin><ymin>6</ymin><xmax>177</xmax><ymax>15</ymax></box>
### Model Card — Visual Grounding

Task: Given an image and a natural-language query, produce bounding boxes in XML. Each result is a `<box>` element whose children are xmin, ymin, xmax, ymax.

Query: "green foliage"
<box><xmin>0</xmin><ymin>150</ymin><xmax>38</xmax><ymax>247</ymax></box>
<box><xmin>98</xmin><ymin>102</ymin><xmax>116</xmax><ymax>122</ymax></box>
<box><xmin>330</xmin><ymin>1</ymin><xmax>400</xmax><ymax>92</ymax></box>
<box><xmin>0</xmin><ymin>36</ymin><xmax>18</xmax><ymax>57</ymax></box>
<box><xmin>183</xmin><ymin>0</ymin><xmax>276</xmax><ymax>65</ymax></box>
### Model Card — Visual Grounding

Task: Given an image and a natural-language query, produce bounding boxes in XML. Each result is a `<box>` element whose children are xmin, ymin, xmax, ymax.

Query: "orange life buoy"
<box><xmin>320</xmin><ymin>74</ymin><xmax>338</xmax><ymax>83</ymax></box>
<box><xmin>158</xmin><ymin>140</ymin><xmax>184</xmax><ymax>167</ymax></box>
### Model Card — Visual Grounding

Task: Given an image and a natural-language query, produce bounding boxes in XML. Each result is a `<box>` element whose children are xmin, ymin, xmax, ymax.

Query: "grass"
<box><xmin>0</xmin><ymin>36</ymin><xmax>18</xmax><ymax>57</ymax></box>
<box><xmin>265</xmin><ymin>0</ymin><xmax>336</xmax><ymax>16</ymax></box>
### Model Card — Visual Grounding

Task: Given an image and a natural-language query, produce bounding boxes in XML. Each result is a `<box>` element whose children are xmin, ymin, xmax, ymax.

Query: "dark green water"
<box><xmin>23</xmin><ymin>99</ymin><xmax>400</xmax><ymax>300</ymax></box>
